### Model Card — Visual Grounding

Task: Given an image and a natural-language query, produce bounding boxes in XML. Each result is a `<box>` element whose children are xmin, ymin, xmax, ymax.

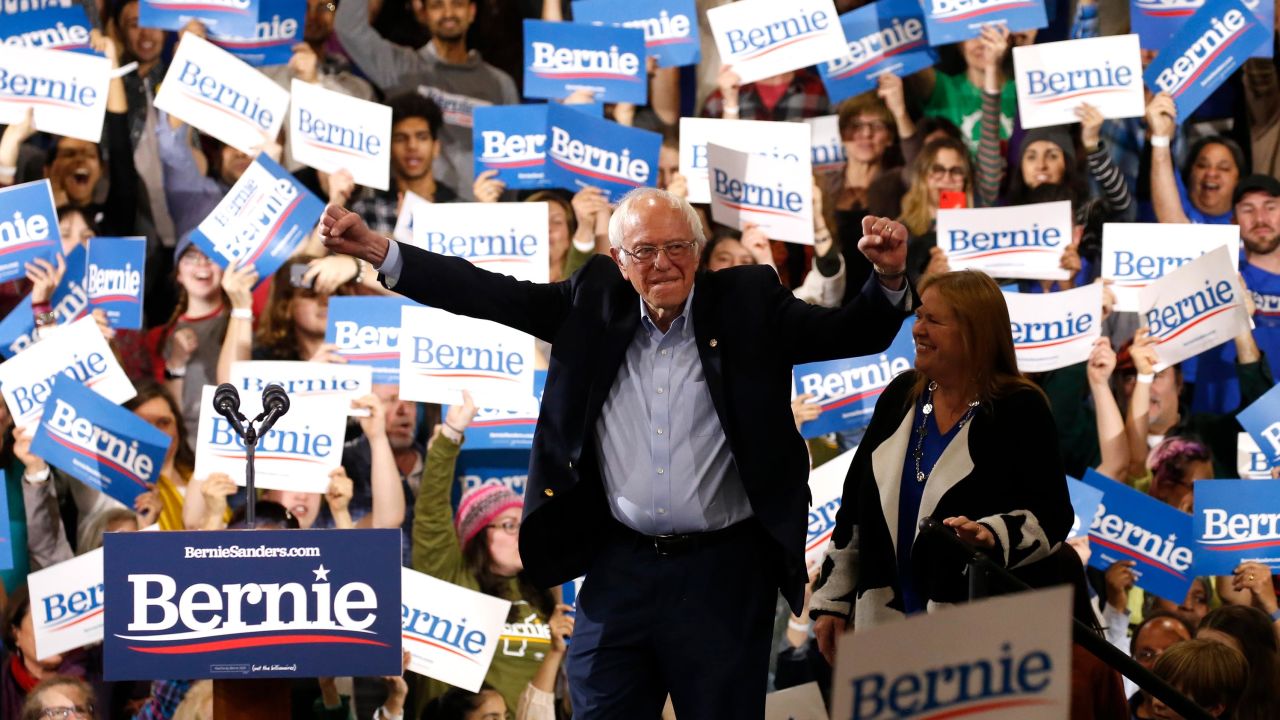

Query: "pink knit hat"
<box><xmin>455</xmin><ymin>484</ymin><xmax>524</xmax><ymax>547</ymax></box>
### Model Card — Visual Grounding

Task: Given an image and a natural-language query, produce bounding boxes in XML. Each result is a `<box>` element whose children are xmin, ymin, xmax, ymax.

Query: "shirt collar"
<box><xmin>639</xmin><ymin>283</ymin><xmax>696</xmax><ymax>340</ymax></box>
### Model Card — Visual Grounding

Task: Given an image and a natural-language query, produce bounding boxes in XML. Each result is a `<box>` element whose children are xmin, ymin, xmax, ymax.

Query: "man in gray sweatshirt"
<box><xmin>336</xmin><ymin>0</ymin><xmax>520</xmax><ymax>200</ymax></box>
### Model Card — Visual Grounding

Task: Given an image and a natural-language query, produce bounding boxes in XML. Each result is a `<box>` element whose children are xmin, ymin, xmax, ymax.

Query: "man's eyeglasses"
<box><xmin>848</xmin><ymin>120</ymin><xmax>891</xmax><ymax>136</ymax></box>
<box><xmin>618</xmin><ymin>240</ymin><xmax>698</xmax><ymax>265</ymax></box>
<box><xmin>929</xmin><ymin>164</ymin><xmax>967</xmax><ymax>180</ymax></box>
<box><xmin>488</xmin><ymin>519</ymin><xmax>520</xmax><ymax>535</ymax></box>
<box><xmin>40</xmin><ymin>705</ymin><xmax>94</xmax><ymax>720</ymax></box>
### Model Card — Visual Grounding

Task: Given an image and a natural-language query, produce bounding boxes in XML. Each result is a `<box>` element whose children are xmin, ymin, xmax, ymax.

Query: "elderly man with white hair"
<box><xmin>319</xmin><ymin>190</ymin><xmax>912</xmax><ymax>719</ymax></box>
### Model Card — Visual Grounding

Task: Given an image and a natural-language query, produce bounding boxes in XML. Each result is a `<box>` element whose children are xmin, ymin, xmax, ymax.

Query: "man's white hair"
<box><xmin>607</xmin><ymin>187</ymin><xmax>706</xmax><ymax>252</ymax></box>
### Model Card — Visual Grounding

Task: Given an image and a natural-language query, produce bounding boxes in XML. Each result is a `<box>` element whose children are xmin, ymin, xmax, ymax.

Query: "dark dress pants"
<box><xmin>565</xmin><ymin>519</ymin><xmax>779</xmax><ymax>719</ymax></box>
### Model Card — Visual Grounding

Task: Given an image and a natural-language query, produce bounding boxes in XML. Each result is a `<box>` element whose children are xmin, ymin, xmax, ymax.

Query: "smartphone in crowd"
<box><xmin>289</xmin><ymin>262</ymin><xmax>313</xmax><ymax>289</ymax></box>
<box><xmin>939</xmin><ymin>190</ymin><xmax>968</xmax><ymax>210</ymax></box>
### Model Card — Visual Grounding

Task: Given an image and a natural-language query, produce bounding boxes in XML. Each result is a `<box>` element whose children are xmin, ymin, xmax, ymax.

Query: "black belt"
<box><xmin>616</xmin><ymin>519</ymin><xmax>756</xmax><ymax>557</ymax></box>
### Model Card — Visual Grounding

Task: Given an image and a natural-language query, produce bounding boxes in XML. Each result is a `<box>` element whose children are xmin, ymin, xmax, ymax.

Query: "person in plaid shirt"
<box><xmin>699</xmin><ymin>66</ymin><xmax>830</xmax><ymax>122</ymax></box>
<box><xmin>345</xmin><ymin>92</ymin><xmax>459</xmax><ymax>236</ymax></box>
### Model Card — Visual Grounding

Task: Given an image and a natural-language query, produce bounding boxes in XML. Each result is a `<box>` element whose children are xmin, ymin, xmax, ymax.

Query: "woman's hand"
<box><xmin>1086</xmin><ymin>337</ymin><xmax>1116</xmax><ymax>386</ymax></box>
<box><xmin>444</xmin><ymin>390</ymin><xmax>478</xmax><ymax>434</ymax></box>
<box><xmin>1145</xmin><ymin>93</ymin><xmax>1177</xmax><ymax>140</ymax></box>
<box><xmin>571</xmin><ymin>185</ymin><xmax>609</xmax><ymax>230</ymax></box>
<box><xmin>665</xmin><ymin>172</ymin><xmax>688</xmax><ymax>199</ymax></box>
<box><xmin>1076</xmin><ymin>102</ymin><xmax>1104</xmax><ymax>153</ymax></box>
<box><xmin>740</xmin><ymin>223</ymin><xmax>772</xmax><ymax>266</ymax></box>
<box><xmin>1104</xmin><ymin>560</ymin><xmax>1136</xmax><ymax>611</ymax></box>
<box><xmin>923</xmin><ymin>246</ymin><xmax>951</xmax><ymax>280</ymax></box>
<box><xmin>548</xmin><ymin>603</ymin><xmax>576</xmax><ymax>654</ymax></box>
<box><xmin>166</xmin><ymin>327</ymin><xmax>199</xmax><ymax>374</ymax></box>
<box><xmin>221</xmin><ymin>260</ymin><xmax>259</xmax><ymax>310</ymax></box>
<box><xmin>472</xmin><ymin>169</ymin><xmax>506</xmax><ymax>203</ymax></box>
<box><xmin>326</xmin><ymin>168</ymin><xmax>355</xmax><ymax>207</ymax></box>
<box><xmin>326</xmin><ymin>467</ymin><xmax>354</xmax><ymax>516</ymax></box>
<box><xmin>877</xmin><ymin>72</ymin><xmax>908</xmax><ymax>121</ymax></box>
<box><xmin>134</xmin><ymin>491</ymin><xmax>162</xmax><ymax>529</ymax></box>
<box><xmin>943</xmin><ymin>515</ymin><xmax>995</xmax><ymax>549</ymax></box>
<box><xmin>717</xmin><ymin>64</ymin><xmax>742</xmax><ymax>109</ymax></box>
<box><xmin>308</xmin><ymin>342</ymin><xmax>348</xmax><ymax>364</ymax></box>
<box><xmin>200</xmin><ymin>473</ymin><xmax>237</xmax><ymax>521</ymax></box>
<box><xmin>1230</xmin><ymin>562</ymin><xmax>1278</xmax><ymax>614</ymax></box>
<box><xmin>13</xmin><ymin>425</ymin><xmax>46</xmax><ymax>475</ymax></box>
<box><xmin>814</xmin><ymin>614</ymin><xmax>847</xmax><ymax>667</ymax></box>
<box><xmin>303</xmin><ymin>255</ymin><xmax>358</xmax><ymax>295</ymax></box>
<box><xmin>26</xmin><ymin>254</ymin><xmax>66</xmax><ymax>306</ymax></box>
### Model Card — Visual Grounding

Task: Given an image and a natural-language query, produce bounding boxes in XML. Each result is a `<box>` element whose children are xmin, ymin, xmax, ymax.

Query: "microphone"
<box><xmin>213</xmin><ymin>383</ymin><xmax>247</xmax><ymax>437</ymax></box>
<box><xmin>257</xmin><ymin>383</ymin><xmax>290</xmax><ymax>435</ymax></box>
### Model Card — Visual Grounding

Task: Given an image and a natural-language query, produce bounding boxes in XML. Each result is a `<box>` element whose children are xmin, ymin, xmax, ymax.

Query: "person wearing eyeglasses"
<box><xmin>897</xmin><ymin>137</ymin><xmax>974</xmax><ymax>286</ymax></box>
<box><xmin>321</xmin><ymin>186</ymin><xmax>911</xmax><ymax>718</ymax></box>
<box><xmin>18</xmin><ymin>676</ymin><xmax>96</xmax><ymax>720</ymax></box>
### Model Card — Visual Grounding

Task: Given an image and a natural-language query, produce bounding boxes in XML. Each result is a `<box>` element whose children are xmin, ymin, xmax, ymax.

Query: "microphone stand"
<box><xmin>242</xmin><ymin>424</ymin><xmax>259</xmax><ymax>529</ymax></box>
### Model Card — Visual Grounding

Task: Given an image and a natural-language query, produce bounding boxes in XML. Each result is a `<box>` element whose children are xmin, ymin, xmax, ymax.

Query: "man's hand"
<box><xmin>472</xmin><ymin>169</ymin><xmax>506</xmax><ymax>203</ymax></box>
<box><xmin>320</xmin><ymin>204</ymin><xmax>390</xmax><ymax>267</ymax></box>
<box><xmin>858</xmin><ymin>215</ymin><xmax>908</xmax><ymax>283</ymax></box>
<box><xmin>1104</xmin><ymin>560</ymin><xmax>1136</xmax><ymax>612</ymax></box>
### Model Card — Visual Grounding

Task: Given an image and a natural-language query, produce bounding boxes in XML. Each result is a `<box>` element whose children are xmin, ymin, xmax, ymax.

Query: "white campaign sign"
<box><xmin>678</xmin><ymin>117</ymin><xmax>810</xmax><ymax>204</ymax></box>
<box><xmin>831</xmin><ymin>587</ymin><xmax>1073</xmax><ymax>720</ymax></box>
<box><xmin>193</xmin><ymin>384</ymin><xmax>348</xmax><ymax>493</ymax></box>
<box><xmin>289</xmin><ymin>79</ymin><xmax>392</xmax><ymax>191</ymax></box>
<box><xmin>398</xmin><ymin>305</ymin><xmax>538</xmax><ymax>412</ymax></box>
<box><xmin>807</xmin><ymin>447</ymin><xmax>855</xmax><ymax>569</ymax></box>
<box><xmin>1013</xmin><ymin>34</ymin><xmax>1145</xmax><ymax>130</ymax></box>
<box><xmin>937</xmin><ymin>201</ymin><xmax>1073</xmax><ymax>281</ymax></box>
<box><xmin>765</xmin><ymin>682</ymin><xmax>828</xmax><ymax>720</ymax></box>
<box><xmin>401</xmin><ymin>567</ymin><xmax>512</xmax><ymax>692</ymax></box>
<box><xmin>155</xmin><ymin>34</ymin><xmax>290</xmax><ymax>153</ymax></box>
<box><xmin>29</xmin><ymin>549</ymin><xmax>104</xmax><ymax>661</ymax></box>
<box><xmin>707</xmin><ymin>0</ymin><xmax>848</xmax><ymax>85</ymax></box>
<box><xmin>1102</xmin><ymin>222</ymin><xmax>1241</xmax><ymax>312</ymax></box>
<box><xmin>229</xmin><ymin>360</ymin><xmax>372</xmax><ymax>416</ymax></box>
<box><xmin>680</xmin><ymin>115</ymin><xmax>808</xmax><ymax>203</ymax></box>
<box><xmin>1005</xmin><ymin>283</ymin><xmax>1103</xmax><ymax>373</ymax></box>
<box><xmin>804</xmin><ymin>114</ymin><xmax>845</xmax><ymax>173</ymax></box>
<box><xmin>1239</xmin><ymin>433</ymin><xmax>1271</xmax><ymax>479</ymax></box>
<box><xmin>394</xmin><ymin>190</ymin><xmax>430</xmax><ymax>245</ymax></box>
<box><xmin>707</xmin><ymin>142</ymin><xmax>814</xmax><ymax>244</ymax></box>
<box><xmin>1139</xmin><ymin>246</ymin><xmax>1250</xmax><ymax>369</ymax></box>
<box><xmin>407</xmin><ymin>202</ymin><xmax>550</xmax><ymax>283</ymax></box>
<box><xmin>0</xmin><ymin>46</ymin><xmax>110</xmax><ymax>143</ymax></box>
<box><xmin>0</xmin><ymin>317</ymin><xmax>136</xmax><ymax>427</ymax></box>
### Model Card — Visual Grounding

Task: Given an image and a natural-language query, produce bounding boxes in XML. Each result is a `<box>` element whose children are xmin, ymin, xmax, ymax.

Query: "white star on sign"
<box><xmin>313</xmin><ymin>564</ymin><xmax>330</xmax><ymax>582</ymax></box>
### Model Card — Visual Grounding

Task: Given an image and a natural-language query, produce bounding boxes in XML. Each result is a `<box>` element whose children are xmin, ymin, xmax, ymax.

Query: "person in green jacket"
<box><xmin>411</xmin><ymin>392</ymin><xmax>556</xmax><ymax>714</ymax></box>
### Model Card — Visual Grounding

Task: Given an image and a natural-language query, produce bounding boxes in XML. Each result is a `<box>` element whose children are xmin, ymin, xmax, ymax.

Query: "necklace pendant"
<box><xmin>916</xmin><ymin>471</ymin><xmax>926</xmax><ymax>483</ymax></box>
<box><xmin>922</xmin><ymin>402</ymin><xmax>933</xmax><ymax>415</ymax></box>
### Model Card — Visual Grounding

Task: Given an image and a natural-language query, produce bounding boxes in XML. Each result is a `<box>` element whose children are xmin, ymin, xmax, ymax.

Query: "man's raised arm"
<box><xmin>319</xmin><ymin>203</ymin><xmax>574</xmax><ymax>342</ymax></box>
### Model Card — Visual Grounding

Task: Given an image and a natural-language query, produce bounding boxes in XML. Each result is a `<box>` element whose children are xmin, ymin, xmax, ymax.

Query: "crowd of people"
<box><xmin>0</xmin><ymin>0</ymin><xmax>1279</xmax><ymax>717</ymax></box>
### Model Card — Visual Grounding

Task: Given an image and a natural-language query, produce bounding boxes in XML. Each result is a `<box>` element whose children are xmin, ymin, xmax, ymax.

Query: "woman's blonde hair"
<box><xmin>899</xmin><ymin>137</ymin><xmax>973</xmax><ymax>237</ymax></box>
<box><xmin>908</xmin><ymin>270</ymin><xmax>1041</xmax><ymax>404</ymax></box>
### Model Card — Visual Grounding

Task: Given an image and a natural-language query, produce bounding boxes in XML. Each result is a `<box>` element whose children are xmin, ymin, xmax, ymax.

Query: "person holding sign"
<box><xmin>1147</xmin><ymin>93</ymin><xmax>1245</xmax><ymax>227</ymax></box>
<box><xmin>321</xmin><ymin>189</ymin><xmax>911</xmax><ymax>718</ymax></box>
<box><xmin>809</xmin><ymin>266</ymin><xmax>1073</xmax><ymax>662</ymax></box>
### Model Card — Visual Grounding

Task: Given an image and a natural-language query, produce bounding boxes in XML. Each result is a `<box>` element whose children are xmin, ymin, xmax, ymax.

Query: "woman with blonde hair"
<box><xmin>808</xmin><ymin>246</ymin><xmax>1073</xmax><ymax>664</ymax></box>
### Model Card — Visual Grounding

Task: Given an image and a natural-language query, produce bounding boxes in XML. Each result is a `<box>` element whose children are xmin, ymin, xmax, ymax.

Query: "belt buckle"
<box><xmin>653</xmin><ymin>534</ymin><xmax>689</xmax><ymax>557</ymax></box>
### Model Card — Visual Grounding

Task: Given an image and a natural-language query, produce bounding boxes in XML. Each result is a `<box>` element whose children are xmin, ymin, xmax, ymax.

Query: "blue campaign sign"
<box><xmin>472</xmin><ymin>105</ymin><xmax>551</xmax><ymax>190</ymax></box>
<box><xmin>451</xmin><ymin>451</ymin><xmax>530</xmax><ymax>512</ymax></box>
<box><xmin>325</xmin><ymin>296</ymin><xmax>417</xmax><ymax>385</ymax></box>
<box><xmin>450</xmin><ymin>371</ymin><xmax>546</xmax><ymax>451</ymax></box>
<box><xmin>190</xmin><ymin>153</ymin><xmax>324</xmax><ymax>283</ymax></box>
<box><xmin>1</xmin><ymin>5</ymin><xmax>98</xmax><ymax>55</ymax></box>
<box><xmin>571</xmin><ymin>0</ymin><xmax>700</xmax><ymax>68</ymax></box>
<box><xmin>1131</xmin><ymin>0</ymin><xmax>1203</xmax><ymax>51</ymax></box>
<box><xmin>0</xmin><ymin>471</ymin><xmax>12</xmax><ymax>571</ymax></box>
<box><xmin>793</xmin><ymin>320</ymin><xmax>915</xmax><ymax>439</ymax></box>
<box><xmin>1081</xmin><ymin>468</ymin><xmax>1195</xmax><ymax>602</ymax></box>
<box><xmin>1193</xmin><ymin>479</ymin><xmax>1280</xmax><ymax>575</ymax></box>
<box><xmin>209</xmin><ymin>0</ymin><xmax>306</xmax><ymax>67</ymax></box>
<box><xmin>1144</xmin><ymin>0</ymin><xmax>1271</xmax><ymax>122</ymax></box>
<box><xmin>1066</xmin><ymin>475</ymin><xmax>1104</xmax><ymax>540</ymax></box>
<box><xmin>0</xmin><ymin>243</ymin><xmax>89</xmax><ymax>359</ymax></box>
<box><xmin>30</xmin><ymin>378</ymin><xmax>171</xmax><ymax>508</ymax></box>
<box><xmin>0</xmin><ymin>180</ymin><xmax>61</xmax><ymax>285</ymax></box>
<box><xmin>86</xmin><ymin>237</ymin><xmax>146</xmax><ymax>330</ymax></box>
<box><xmin>103</xmin><ymin>528</ymin><xmax>402</xmax><ymax>680</ymax></box>
<box><xmin>523</xmin><ymin>19</ymin><xmax>648</xmax><ymax>105</ymax></box>
<box><xmin>139</xmin><ymin>0</ymin><xmax>261</xmax><ymax>38</ymax></box>
<box><xmin>1236</xmin><ymin>381</ymin><xmax>1280</xmax><ymax>467</ymax></box>
<box><xmin>544</xmin><ymin>103</ymin><xmax>660</xmax><ymax>202</ymax></box>
<box><xmin>818</xmin><ymin>0</ymin><xmax>937</xmax><ymax>104</ymax></box>
<box><xmin>1246</xmin><ymin>0</ymin><xmax>1274</xmax><ymax>58</ymax></box>
<box><xmin>921</xmin><ymin>0</ymin><xmax>1049</xmax><ymax>46</ymax></box>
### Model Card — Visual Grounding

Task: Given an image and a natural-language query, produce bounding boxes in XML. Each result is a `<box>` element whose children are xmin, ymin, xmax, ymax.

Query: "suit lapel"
<box><xmin>872</xmin><ymin>409</ymin><xmax>915</xmax><ymax>552</ymax></box>
<box><xmin>691</xmin><ymin>276</ymin><xmax>728</xmax><ymax>429</ymax></box>
<box><xmin>585</xmin><ymin>284</ymin><xmax>641</xmax><ymax>426</ymax></box>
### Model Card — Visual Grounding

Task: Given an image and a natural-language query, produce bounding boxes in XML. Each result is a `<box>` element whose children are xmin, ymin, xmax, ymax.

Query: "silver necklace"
<box><xmin>913</xmin><ymin>381</ymin><xmax>978</xmax><ymax>484</ymax></box>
